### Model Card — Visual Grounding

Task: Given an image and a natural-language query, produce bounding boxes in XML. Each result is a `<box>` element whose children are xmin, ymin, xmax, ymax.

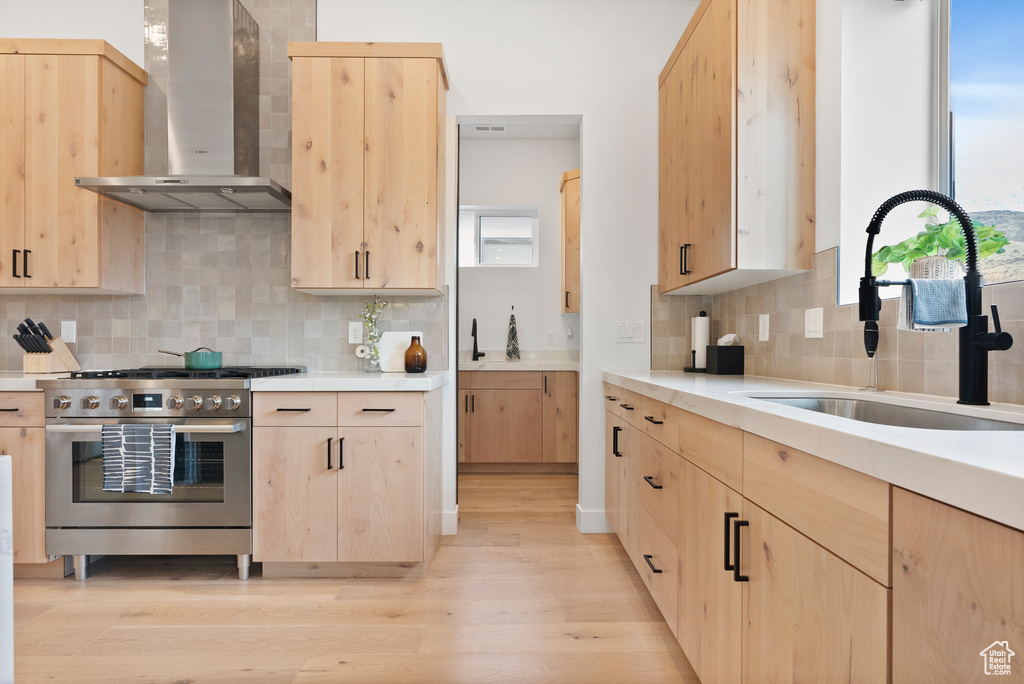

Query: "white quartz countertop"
<box><xmin>0</xmin><ymin>372</ymin><xmax>65</xmax><ymax>391</ymax></box>
<box><xmin>458</xmin><ymin>359</ymin><xmax>579</xmax><ymax>372</ymax></box>
<box><xmin>603</xmin><ymin>371</ymin><xmax>1024</xmax><ymax>532</ymax></box>
<box><xmin>251</xmin><ymin>371</ymin><xmax>448</xmax><ymax>392</ymax></box>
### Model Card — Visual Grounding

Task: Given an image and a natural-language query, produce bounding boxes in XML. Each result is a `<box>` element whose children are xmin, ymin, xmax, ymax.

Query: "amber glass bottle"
<box><xmin>404</xmin><ymin>335</ymin><xmax>427</xmax><ymax>373</ymax></box>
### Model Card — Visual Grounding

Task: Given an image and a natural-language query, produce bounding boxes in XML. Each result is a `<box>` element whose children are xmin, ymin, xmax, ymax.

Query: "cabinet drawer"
<box><xmin>678</xmin><ymin>409</ymin><xmax>742</xmax><ymax>492</ymax></box>
<box><xmin>0</xmin><ymin>392</ymin><xmax>44</xmax><ymax>427</ymax></box>
<box><xmin>638</xmin><ymin>506</ymin><xmax>679</xmax><ymax>634</ymax></box>
<box><xmin>605</xmin><ymin>386</ymin><xmax>642</xmax><ymax>423</ymax></box>
<box><xmin>471</xmin><ymin>371</ymin><xmax>542</xmax><ymax>390</ymax></box>
<box><xmin>637</xmin><ymin>430</ymin><xmax>682</xmax><ymax>540</ymax></box>
<box><xmin>338</xmin><ymin>392</ymin><xmax>423</xmax><ymax>426</ymax></box>
<box><xmin>633</xmin><ymin>394</ymin><xmax>678</xmax><ymax>448</ymax></box>
<box><xmin>743</xmin><ymin>432</ymin><xmax>891</xmax><ymax>586</ymax></box>
<box><xmin>253</xmin><ymin>392</ymin><xmax>338</xmax><ymax>427</ymax></box>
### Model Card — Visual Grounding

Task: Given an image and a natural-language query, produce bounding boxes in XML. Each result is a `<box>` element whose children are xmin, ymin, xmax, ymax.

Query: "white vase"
<box><xmin>910</xmin><ymin>256</ymin><xmax>965</xmax><ymax>280</ymax></box>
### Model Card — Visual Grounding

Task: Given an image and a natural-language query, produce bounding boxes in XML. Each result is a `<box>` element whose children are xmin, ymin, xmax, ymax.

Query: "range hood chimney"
<box><xmin>76</xmin><ymin>0</ymin><xmax>291</xmax><ymax>212</ymax></box>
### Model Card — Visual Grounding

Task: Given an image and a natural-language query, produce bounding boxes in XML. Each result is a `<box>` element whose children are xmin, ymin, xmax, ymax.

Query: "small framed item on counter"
<box><xmin>706</xmin><ymin>346</ymin><xmax>744</xmax><ymax>375</ymax></box>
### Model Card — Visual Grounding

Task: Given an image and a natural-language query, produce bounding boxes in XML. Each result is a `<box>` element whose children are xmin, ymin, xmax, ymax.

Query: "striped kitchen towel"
<box><xmin>506</xmin><ymin>312</ymin><xmax>521</xmax><ymax>360</ymax></box>
<box><xmin>102</xmin><ymin>424</ymin><xmax>176</xmax><ymax>494</ymax></box>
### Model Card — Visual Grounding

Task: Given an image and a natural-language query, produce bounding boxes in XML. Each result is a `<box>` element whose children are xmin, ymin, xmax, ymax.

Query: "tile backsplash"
<box><xmin>652</xmin><ymin>247</ymin><xmax>1024</xmax><ymax>405</ymax></box>
<box><xmin>0</xmin><ymin>0</ymin><xmax>448</xmax><ymax>373</ymax></box>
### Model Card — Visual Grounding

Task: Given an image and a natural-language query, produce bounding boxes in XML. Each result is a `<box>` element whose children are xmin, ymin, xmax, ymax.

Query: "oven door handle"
<box><xmin>45</xmin><ymin>423</ymin><xmax>247</xmax><ymax>434</ymax></box>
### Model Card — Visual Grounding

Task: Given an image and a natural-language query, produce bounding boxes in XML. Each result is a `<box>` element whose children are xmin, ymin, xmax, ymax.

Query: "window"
<box><xmin>945</xmin><ymin>0</ymin><xmax>1024</xmax><ymax>285</ymax></box>
<box><xmin>458</xmin><ymin>206</ymin><xmax>539</xmax><ymax>267</ymax></box>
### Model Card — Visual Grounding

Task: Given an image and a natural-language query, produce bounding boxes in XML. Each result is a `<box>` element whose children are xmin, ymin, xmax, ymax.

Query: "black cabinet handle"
<box><xmin>22</xmin><ymin>249</ymin><xmax>30</xmax><ymax>278</ymax></box>
<box><xmin>355</xmin><ymin>250</ymin><xmax>360</xmax><ymax>279</ymax></box>
<box><xmin>724</xmin><ymin>512</ymin><xmax>738</xmax><ymax>571</ymax></box>
<box><xmin>643</xmin><ymin>554</ymin><xmax>663</xmax><ymax>574</ymax></box>
<box><xmin>12</xmin><ymin>249</ymin><xmax>20</xmax><ymax>278</ymax></box>
<box><xmin>0</xmin><ymin>408</ymin><xmax>19</xmax><ymax>412</ymax></box>
<box><xmin>680</xmin><ymin>243</ymin><xmax>692</xmax><ymax>275</ymax></box>
<box><xmin>643</xmin><ymin>475</ymin><xmax>662</xmax><ymax>490</ymax></box>
<box><xmin>365</xmin><ymin>251</ymin><xmax>370</xmax><ymax>280</ymax></box>
<box><xmin>472</xmin><ymin>395</ymin><xmax>475</xmax><ymax>412</ymax></box>
<box><xmin>544</xmin><ymin>376</ymin><xmax>548</xmax><ymax>394</ymax></box>
<box><xmin>465</xmin><ymin>395</ymin><xmax>468</xmax><ymax>412</ymax></box>
<box><xmin>276</xmin><ymin>407</ymin><xmax>312</xmax><ymax>412</ymax></box>
<box><xmin>338</xmin><ymin>436</ymin><xmax>345</xmax><ymax>470</ymax></box>
<box><xmin>565</xmin><ymin>291</ymin><xmax>570</xmax><ymax>309</ymax></box>
<box><xmin>644</xmin><ymin>416</ymin><xmax>663</xmax><ymax>425</ymax></box>
<box><xmin>619</xmin><ymin>403</ymin><xmax>634</xmax><ymax>411</ymax></box>
<box><xmin>327</xmin><ymin>436</ymin><xmax>333</xmax><ymax>470</ymax></box>
<box><xmin>612</xmin><ymin>426</ymin><xmax>622</xmax><ymax>457</ymax></box>
<box><xmin>733</xmin><ymin>519</ymin><xmax>749</xmax><ymax>582</ymax></box>
<box><xmin>362</xmin><ymin>408</ymin><xmax>396</xmax><ymax>413</ymax></box>
<box><xmin>604</xmin><ymin>395</ymin><xmax>616</xmax><ymax>401</ymax></box>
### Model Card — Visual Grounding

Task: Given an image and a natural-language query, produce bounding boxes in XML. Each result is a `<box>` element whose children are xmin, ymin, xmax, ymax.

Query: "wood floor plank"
<box><xmin>15</xmin><ymin>655</ymin><xmax>301</xmax><ymax>684</ymax></box>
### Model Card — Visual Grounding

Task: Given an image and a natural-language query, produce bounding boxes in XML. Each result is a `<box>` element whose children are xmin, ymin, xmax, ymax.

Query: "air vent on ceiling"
<box><xmin>473</xmin><ymin>125</ymin><xmax>506</xmax><ymax>133</ymax></box>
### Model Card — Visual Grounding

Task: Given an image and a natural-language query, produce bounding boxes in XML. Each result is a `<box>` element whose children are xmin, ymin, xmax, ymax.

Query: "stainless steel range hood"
<box><xmin>76</xmin><ymin>0</ymin><xmax>291</xmax><ymax>212</ymax></box>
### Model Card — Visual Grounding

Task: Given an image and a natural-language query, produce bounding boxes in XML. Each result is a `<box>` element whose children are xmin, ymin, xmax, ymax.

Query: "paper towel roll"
<box><xmin>692</xmin><ymin>313</ymin><xmax>710</xmax><ymax>370</ymax></box>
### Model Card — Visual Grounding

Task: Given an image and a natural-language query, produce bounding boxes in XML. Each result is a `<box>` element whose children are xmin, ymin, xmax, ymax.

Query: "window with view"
<box><xmin>457</xmin><ymin>207</ymin><xmax>539</xmax><ymax>268</ymax></box>
<box><xmin>947</xmin><ymin>0</ymin><xmax>1024</xmax><ymax>284</ymax></box>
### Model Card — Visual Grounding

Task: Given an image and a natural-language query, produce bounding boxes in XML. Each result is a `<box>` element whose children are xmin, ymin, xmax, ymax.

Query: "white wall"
<box><xmin>319</xmin><ymin>0</ymin><xmax>699</xmax><ymax>531</ymax></box>
<box><xmin>0</xmin><ymin>0</ymin><xmax>145</xmax><ymax>67</ymax></box>
<box><xmin>458</xmin><ymin>137</ymin><xmax>581</xmax><ymax>354</ymax></box>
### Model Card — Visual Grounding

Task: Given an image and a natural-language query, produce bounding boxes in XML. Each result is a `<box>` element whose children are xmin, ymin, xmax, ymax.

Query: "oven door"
<box><xmin>45</xmin><ymin>418</ymin><xmax>251</xmax><ymax>528</ymax></box>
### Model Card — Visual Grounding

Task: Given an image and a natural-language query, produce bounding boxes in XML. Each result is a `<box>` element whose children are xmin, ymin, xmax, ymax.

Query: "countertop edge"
<box><xmin>251</xmin><ymin>371</ymin><xmax>449</xmax><ymax>392</ymax></box>
<box><xmin>603</xmin><ymin>370</ymin><xmax>1024</xmax><ymax>533</ymax></box>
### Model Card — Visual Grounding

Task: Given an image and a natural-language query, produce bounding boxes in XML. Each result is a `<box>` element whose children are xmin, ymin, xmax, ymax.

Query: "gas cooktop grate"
<box><xmin>69</xmin><ymin>367</ymin><xmax>305</xmax><ymax>380</ymax></box>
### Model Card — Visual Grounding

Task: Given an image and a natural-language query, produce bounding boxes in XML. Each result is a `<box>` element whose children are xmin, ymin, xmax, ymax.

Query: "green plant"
<box><xmin>871</xmin><ymin>206</ymin><xmax>1010</xmax><ymax>277</ymax></box>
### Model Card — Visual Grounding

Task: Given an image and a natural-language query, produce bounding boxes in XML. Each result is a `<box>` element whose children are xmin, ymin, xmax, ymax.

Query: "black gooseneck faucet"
<box><xmin>471</xmin><ymin>318</ymin><xmax>485</xmax><ymax>361</ymax></box>
<box><xmin>858</xmin><ymin>189</ymin><xmax>1013</xmax><ymax>405</ymax></box>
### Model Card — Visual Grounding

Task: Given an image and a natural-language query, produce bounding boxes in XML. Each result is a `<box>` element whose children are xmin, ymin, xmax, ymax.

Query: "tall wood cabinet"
<box><xmin>0</xmin><ymin>40</ymin><xmax>146</xmax><ymax>294</ymax></box>
<box><xmin>658</xmin><ymin>0</ymin><xmax>814</xmax><ymax>294</ymax></box>
<box><xmin>0</xmin><ymin>391</ymin><xmax>48</xmax><ymax>564</ymax></box>
<box><xmin>560</xmin><ymin>169</ymin><xmax>580</xmax><ymax>313</ymax></box>
<box><xmin>288</xmin><ymin>43</ymin><xmax>448</xmax><ymax>294</ymax></box>
<box><xmin>253</xmin><ymin>390</ymin><xmax>441</xmax><ymax>571</ymax></box>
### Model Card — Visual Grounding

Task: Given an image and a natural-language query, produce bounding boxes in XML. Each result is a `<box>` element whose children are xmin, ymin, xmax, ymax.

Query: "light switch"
<box><xmin>615</xmin><ymin>321</ymin><xmax>645</xmax><ymax>344</ymax></box>
<box><xmin>546</xmin><ymin>331</ymin><xmax>555</xmax><ymax>345</ymax></box>
<box><xmin>804</xmin><ymin>307</ymin><xmax>824</xmax><ymax>339</ymax></box>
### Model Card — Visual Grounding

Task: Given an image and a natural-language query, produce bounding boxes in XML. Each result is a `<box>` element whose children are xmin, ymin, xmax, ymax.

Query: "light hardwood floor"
<box><xmin>13</xmin><ymin>474</ymin><xmax>699</xmax><ymax>683</ymax></box>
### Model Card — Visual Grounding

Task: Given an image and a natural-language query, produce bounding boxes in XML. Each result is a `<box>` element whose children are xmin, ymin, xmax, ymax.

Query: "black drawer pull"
<box><xmin>733</xmin><ymin>519</ymin><xmax>749</xmax><ymax>582</ymax></box>
<box><xmin>276</xmin><ymin>407</ymin><xmax>312</xmax><ymax>412</ymax></box>
<box><xmin>339</xmin><ymin>436</ymin><xmax>345</xmax><ymax>469</ymax></box>
<box><xmin>619</xmin><ymin>403</ymin><xmax>634</xmax><ymax>411</ymax></box>
<box><xmin>643</xmin><ymin>554</ymin><xmax>663</xmax><ymax>574</ymax></box>
<box><xmin>612</xmin><ymin>426</ymin><xmax>622</xmax><ymax>457</ymax></box>
<box><xmin>327</xmin><ymin>437</ymin><xmax>333</xmax><ymax>470</ymax></box>
<box><xmin>643</xmin><ymin>475</ymin><xmax>662</xmax><ymax>490</ymax></box>
<box><xmin>644</xmin><ymin>416</ymin><xmax>663</xmax><ymax>425</ymax></box>
<box><xmin>604</xmin><ymin>395</ymin><xmax>616</xmax><ymax>401</ymax></box>
<box><xmin>0</xmin><ymin>408</ymin><xmax>19</xmax><ymax>412</ymax></box>
<box><xmin>362</xmin><ymin>408</ymin><xmax>396</xmax><ymax>413</ymax></box>
<box><xmin>724</xmin><ymin>512</ymin><xmax>738</xmax><ymax>571</ymax></box>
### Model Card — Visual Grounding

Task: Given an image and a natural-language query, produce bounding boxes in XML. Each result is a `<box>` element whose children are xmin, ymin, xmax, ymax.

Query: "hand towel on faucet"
<box><xmin>898</xmin><ymin>278</ymin><xmax>967</xmax><ymax>332</ymax></box>
<box><xmin>102</xmin><ymin>424</ymin><xmax>176</xmax><ymax>494</ymax></box>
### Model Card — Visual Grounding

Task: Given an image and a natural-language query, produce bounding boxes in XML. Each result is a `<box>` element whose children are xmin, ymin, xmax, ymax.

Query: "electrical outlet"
<box><xmin>61</xmin><ymin>320</ymin><xmax>77</xmax><ymax>343</ymax></box>
<box><xmin>615</xmin><ymin>321</ymin><xmax>645</xmax><ymax>343</ymax></box>
<box><xmin>759</xmin><ymin>314</ymin><xmax>770</xmax><ymax>342</ymax></box>
<box><xmin>804</xmin><ymin>307</ymin><xmax>824</xmax><ymax>339</ymax></box>
<box><xmin>348</xmin><ymin>322</ymin><xmax>363</xmax><ymax>344</ymax></box>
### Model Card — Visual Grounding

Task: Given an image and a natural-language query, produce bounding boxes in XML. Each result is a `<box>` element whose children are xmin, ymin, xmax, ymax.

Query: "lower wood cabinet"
<box><xmin>0</xmin><ymin>391</ymin><xmax>48</xmax><ymax>564</ymax></box>
<box><xmin>460</xmin><ymin>371</ymin><xmax>577</xmax><ymax>464</ymax></box>
<box><xmin>253</xmin><ymin>390</ymin><xmax>438</xmax><ymax>567</ymax></box>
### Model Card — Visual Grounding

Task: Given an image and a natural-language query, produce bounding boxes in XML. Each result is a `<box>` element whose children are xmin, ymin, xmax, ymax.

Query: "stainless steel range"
<box><xmin>40</xmin><ymin>367</ymin><xmax>303</xmax><ymax>580</ymax></box>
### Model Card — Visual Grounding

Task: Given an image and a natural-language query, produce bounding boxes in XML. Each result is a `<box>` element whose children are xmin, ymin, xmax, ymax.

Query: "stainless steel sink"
<box><xmin>750</xmin><ymin>396</ymin><xmax>1024</xmax><ymax>431</ymax></box>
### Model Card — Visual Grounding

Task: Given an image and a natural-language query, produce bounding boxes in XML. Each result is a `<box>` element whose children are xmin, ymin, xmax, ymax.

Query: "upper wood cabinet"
<box><xmin>559</xmin><ymin>169</ymin><xmax>580</xmax><ymax>313</ymax></box>
<box><xmin>658</xmin><ymin>0</ymin><xmax>814</xmax><ymax>294</ymax></box>
<box><xmin>0</xmin><ymin>40</ymin><xmax>147</xmax><ymax>294</ymax></box>
<box><xmin>288</xmin><ymin>42</ymin><xmax>449</xmax><ymax>294</ymax></box>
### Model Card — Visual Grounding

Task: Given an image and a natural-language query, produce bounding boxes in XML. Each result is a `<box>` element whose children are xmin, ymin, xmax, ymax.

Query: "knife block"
<box><xmin>23</xmin><ymin>338</ymin><xmax>81</xmax><ymax>374</ymax></box>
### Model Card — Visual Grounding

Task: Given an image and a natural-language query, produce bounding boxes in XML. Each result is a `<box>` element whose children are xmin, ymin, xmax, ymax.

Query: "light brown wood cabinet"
<box><xmin>893</xmin><ymin>487</ymin><xmax>1024</xmax><ymax>683</ymax></box>
<box><xmin>658</xmin><ymin>0</ymin><xmax>814</xmax><ymax>294</ymax></box>
<box><xmin>460</xmin><ymin>371</ymin><xmax>577</xmax><ymax>465</ymax></box>
<box><xmin>0</xmin><ymin>391</ymin><xmax>48</xmax><ymax>564</ymax></box>
<box><xmin>0</xmin><ymin>40</ymin><xmax>146</xmax><ymax>294</ymax></box>
<box><xmin>559</xmin><ymin>169</ymin><xmax>580</xmax><ymax>313</ymax></box>
<box><xmin>253</xmin><ymin>390</ymin><xmax>441</xmax><ymax>568</ymax></box>
<box><xmin>288</xmin><ymin>42</ymin><xmax>448</xmax><ymax>294</ymax></box>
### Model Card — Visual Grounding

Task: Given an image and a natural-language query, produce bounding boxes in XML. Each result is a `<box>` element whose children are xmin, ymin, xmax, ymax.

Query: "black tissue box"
<box><xmin>706</xmin><ymin>346</ymin><xmax>744</xmax><ymax>375</ymax></box>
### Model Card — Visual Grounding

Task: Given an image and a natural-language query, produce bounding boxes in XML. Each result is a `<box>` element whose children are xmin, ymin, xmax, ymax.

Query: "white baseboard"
<box><xmin>576</xmin><ymin>503</ymin><xmax>612</xmax><ymax>533</ymax></box>
<box><xmin>442</xmin><ymin>505</ymin><xmax>459</xmax><ymax>536</ymax></box>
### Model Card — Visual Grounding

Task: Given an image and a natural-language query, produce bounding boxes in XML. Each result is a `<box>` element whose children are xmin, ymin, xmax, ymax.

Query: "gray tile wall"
<box><xmin>652</xmin><ymin>248</ymin><xmax>1024</xmax><ymax>405</ymax></box>
<box><xmin>0</xmin><ymin>0</ymin><xmax>449</xmax><ymax>373</ymax></box>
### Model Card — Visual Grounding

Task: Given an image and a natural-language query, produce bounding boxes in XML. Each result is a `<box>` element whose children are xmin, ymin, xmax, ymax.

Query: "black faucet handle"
<box><xmin>992</xmin><ymin>305</ymin><xmax>1004</xmax><ymax>334</ymax></box>
<box><xmin>974</xmin><ymin>305</ymin><xmax>1013</xmax><ymax>352</ymax></box>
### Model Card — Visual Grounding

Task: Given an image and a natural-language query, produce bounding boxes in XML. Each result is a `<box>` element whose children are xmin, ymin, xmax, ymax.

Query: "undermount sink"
<box><xmin>750</xmin><ymin>396</ymin><xmax>1024</xmax><ymax>431</ymax></box>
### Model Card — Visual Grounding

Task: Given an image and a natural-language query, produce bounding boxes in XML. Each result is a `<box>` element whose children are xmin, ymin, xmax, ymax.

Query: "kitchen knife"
<box><xmin>12</xmin><ymin>334</ymin><xmax>32</xmax><ymax>352</ymax></box>
<box><xmin>16</xmin><ymin>325</ymin><xmax>46</xmax><ymax>352</ymax></box>
<box><xmin>16</xmin><ymin>333</ymin><xmax>42</xmax><ymax>353</ymax></box>
<box><xmin>24</xmin><ymin>319</ymin><xmax>53</xmax><ymax>351</ymax></box>
<box><xmin>37</xmin><ymin>321</ymin><xmax>54</xmax><ymax>340</ymax></box>
<box><xmin>24</xmin><ymin>318</ymin><xmax>44</xmax><ymax>337</ymax></box>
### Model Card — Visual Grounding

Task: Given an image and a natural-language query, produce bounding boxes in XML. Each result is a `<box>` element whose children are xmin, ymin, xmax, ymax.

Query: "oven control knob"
<box><xmin>205</xmin><ymin>395</ymin><xmax>223</xmax><ymax>411</ymax></box>
<box><xmin>167</xmin><ymin>395</ymin><xmax>184</xmax><ymax>410</ymax></box>
<box><xmin>225</xmin><ymin>395</ymin><xmax>241</xmax><ymax>411</ymax></box>
<box><xmin>187</xmin><ymin>396</ymin><xmax>203</xmax><ymax>411</ymax></box>
<box><xmin>83</xmin><ymin>396</ymin><xmax>100</xmax><ymax>410</ymax></box>
<box><xmin>53</xmin><ymin>395</ymin><xmax>71</xmax><ymax>410</ymax></box>
<box><xmin>112</xmin><ymin>395</ymin><xmax>129</xmax><ymax>410</ymax></box>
